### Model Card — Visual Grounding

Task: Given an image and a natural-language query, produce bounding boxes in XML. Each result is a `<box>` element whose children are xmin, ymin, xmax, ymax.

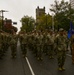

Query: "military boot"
<box><xmin>62</xmin><ymin>67</ymin><xmax>65</xmax><ymax>71</ymax></box>
<box><xmin>58</xmin><ymin>67</ymin><xmax>62</xmax><ymax>71</ymax></box>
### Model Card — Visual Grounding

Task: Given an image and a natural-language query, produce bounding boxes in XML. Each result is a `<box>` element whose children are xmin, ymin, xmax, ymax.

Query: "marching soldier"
<box><xmin>20</xmin><ymin>32</ymin><xmax>28</xmax><ymax>58</ymax></box>
<box><xmin>54</xmin><ymin>30</ymin><xmax>58</xmax><ymax>55</ymax></box>
<box><xmin>10</xmin><ymin>33</ymin><xmax>17</xmax><ymax>58</ymax></box>
<box><xmin>28</xmin><ymin>32</ymin><xmax>33</xmax><ymax>51</ymax></box>
<box><xmin>71</xmin><ymin>32</ymin><xmax>74</xmax><ymax>64</ymax></box>
<box><xmin>36</xmin><ymin>31</ymin><xmax>43</xmax><ymax>60</ymax></box>
<box><xmin>0</xmin><ymin>30</ymin><xmax>3</xmax><ymax>59</ymax></box>
<box><xmin>32</xmin><ymin>30</ymin><xmax>38</xmax><ymax>57</ymax></box>
<box><xmin>1</xmin><ymin>32</ymin><xmax>8</xmax><ymax>55</ymax></box>
<box><xmin>43</xmin><ymin>31</ymin><xmax>48</xmax><ymax>55</ymax></box>
<box><xmin>55</xmin><ymin>28</ymin><xmax>67</xmax><ymax>71</ymax></box>
<box><xmin>47</xmin><ymin>30</ymin><xmax>54</xmax><ymax>59</ymax></box>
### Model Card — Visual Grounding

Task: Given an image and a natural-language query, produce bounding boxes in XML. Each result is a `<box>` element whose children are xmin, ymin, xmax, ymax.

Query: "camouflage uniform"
<box><xmin>20</xmin><ymin>33</ymin><xmax>28</xmax><ymax>58</ymax></box>
<box><xmin>10</xmin><ymin>34</ymin><xmax>17</xmax><ymax>58</ymax></box>
<box><xmin>43</xmin><ymin>32</ymin><xmax>48</xmax><ymax>55</ymax></box>
<box><xmin>33</xmin><ymin>31</ymin><xmax>38</xmax><ymax>57</ymax></box>
<box><xmin>28</xmin><ymin>33</ymin><xmax>33</xmax><ymax>51</ymax></box>
<box><xmin>71</xmin><ymin>34</ymin><xmax>74</xmax><ymax>64</ymax></box>
<box><xmin>31</xmin><ymin>32</ymin><xmax>36</xmax><ymax>53</ymax></box>
<box><xmin>1</xmin><ymin>32</ymin><xmax>8</xmax><ymax>55</ymax></box>
<box><xmin>1</xmin><ymin>32</ymin><xmax>5</xmax><ymax>56</ymax></box>
<box><xmin>0</xmin><ymin>31</ymin><xmax>3</xmax><ymax>59</ymax></box>
<box><xmin>55</xmin><ymin>28</ymin><xmax>67</xmax><ymax>71</ymax></box>
<box><xmin>53</xmin><ymin>31</ymin><xmax>58</xmax><ymax>55</ymax></box>
<box><xmin>36</xmin><ymin>31</ymin><xmax>43</xmax><ymax>60</ymax></box>
<box><xmin>47</xmin><ymin>31</ymin><xmax>54</xmax><ymax>59</ymax></box>
<box><xmin>6</xmin><ymin>33</ymin><xmax>11</xmax><ymax>49</ymax></box>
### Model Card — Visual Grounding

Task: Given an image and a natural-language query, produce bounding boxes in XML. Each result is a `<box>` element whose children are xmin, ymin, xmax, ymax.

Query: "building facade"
<box><xmin>36</xmin><ymin>6</ymin><xmax>45</xmax><ymax>22</ymax></box>
<box><xmin>4</xmin><ymin>18</ymin><xmax>12</xmax><ymax>28</ymax></box>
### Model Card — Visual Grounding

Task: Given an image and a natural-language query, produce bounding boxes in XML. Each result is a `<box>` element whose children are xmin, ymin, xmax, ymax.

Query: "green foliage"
<box><xmin>36</xmin><ymin>14</ymin><xmax>52</xmax><ymax>30</ymax></box>
<box><xmin>20</xmin><ymin>15</ymin><xmax>35</xmax><ymax>32</ymax></box>
<box><xmin>50</xmin><ymin>0</ymin><xmax>74</xmax><ymax>31</ymax></box>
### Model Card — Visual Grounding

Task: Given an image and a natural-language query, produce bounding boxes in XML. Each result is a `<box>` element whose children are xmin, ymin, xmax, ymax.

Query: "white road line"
<box><xmin>66</xmin><ymin>54</ymin><xmax>72</xmax><ymax>57</ymax></box>
<box><xmin>25</xmin><ymin>57</ymin><xmax>35</xmax><ymax>75</ymax></box>
<box><xmin>25</xmin><ymin>54</ymin><xmax>71</xmax><ymax>75</ymax></box>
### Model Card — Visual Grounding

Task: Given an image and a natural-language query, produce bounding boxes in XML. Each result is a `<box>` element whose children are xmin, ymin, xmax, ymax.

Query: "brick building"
<box><xmin>4</xmin><ymin>18</ymin><xmax>12</xmax><ymax>28</ymax></box>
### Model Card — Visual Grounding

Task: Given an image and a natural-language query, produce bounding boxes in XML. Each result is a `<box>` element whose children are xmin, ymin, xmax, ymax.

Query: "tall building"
<box><xmin>36</xmin><ymin>6</ymin><xmax>45</xmax><ymax>22</ymax></box>
<box><xmin>70</xmin><ymin>0</ymin><xmax>74</xmax><ymax>9</ymax></box>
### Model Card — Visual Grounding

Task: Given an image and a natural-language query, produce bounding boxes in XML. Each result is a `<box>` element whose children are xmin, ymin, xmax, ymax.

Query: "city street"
<box><xmin>0</xmin><ymin>0</ymin><xmax>74</xmax><ymax>75</ymax></box>
<box><xmin>0</xmin><ymin>41</ymin><xmax>74</xmax><ymax>75</ymax></box>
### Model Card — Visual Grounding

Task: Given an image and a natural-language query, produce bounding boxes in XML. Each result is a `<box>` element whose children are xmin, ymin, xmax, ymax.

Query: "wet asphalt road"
<box><xmin>0</xmin><ymin>42</ymin><xmax>74</xmax><ymax>75</ymax></box>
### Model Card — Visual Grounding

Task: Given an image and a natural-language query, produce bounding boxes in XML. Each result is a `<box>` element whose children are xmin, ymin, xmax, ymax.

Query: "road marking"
<box><xmin>66</xmin><ymin>54</ymin><xmax>72</xmax><ymax>57</ymax></box>
<box><xmin>25</xmin><ymin>57</ymin><xmax>35</xmax><ymax>75</ymax></box>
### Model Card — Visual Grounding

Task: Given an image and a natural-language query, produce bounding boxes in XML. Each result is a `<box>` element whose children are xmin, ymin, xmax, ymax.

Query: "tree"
<box><xmin>36</xmin><ymin>14</ymin><xmax>52</xmax><ymax>30</ymax></box>
<box><xmin>20</xmin><ymin>15</ymin><xmax>35</xmax><ymax>32</ymax></box>
<box><xmin>0</xmin><ymin>18</ymin><xmax>2</xmax><ymax>29</ymax></box>
<box><xmin>50</xmin><ymin>0</ymin><xmax>74</xmax><ymax>31</ymax></box>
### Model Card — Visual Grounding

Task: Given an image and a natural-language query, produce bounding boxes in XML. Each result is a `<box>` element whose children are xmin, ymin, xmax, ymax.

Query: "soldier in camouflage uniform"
<box><xmin>32</xmin><ymin>30</ymin><xmax>38</xmax><ymax>57</ymax></box>
<box><xmin>47</xmin><ymin>30</ymin><xmax>54</xmax><ymax>59</ymax></box>
<box><xmin>0</xmin><ymin>30</ymin><xmax>3</xmax><ymax>59</ymax></box>
<box><xmin>36</xmin><ymin>31</ymin><xmax>43</xmax><ymax>60</ymax></box>
<box><xmin>20</xmin><ymin>31</ymin><xmax>28</xmax><ymax>58</ymax></box>
<box><xmin>1</xmin><ymin>32</ymin><xmax>8</xmax><ymax>55</ymax></box>
<box><xmin>43</xmin><ymin>31</ymin><xmax>48</xmax><ymax>55</ymax></box>
<box><xmin>19</xmin><ymin>31</ymin><xmax>24</xmax><ymax>50</ymax></box>
<box><xmin>10</xmin><ymin>33</ymin><xmax>17</xmax><ymax>58</ymax></box>
<box><xmin>71</xmin><ymin>32</ymin><xmax>74</xmax><ymax>64</ymax></box>
<box><xmin>31</xmin><ymin>31</ymin><xmax>36</xmax><ymax>53</ymax></box>
<box><xmin>54</xmin><ymin>30</ymin><xmax>58</xmax><ymax>55</ymax></box>
<box><xmin>55</xmin><ymin>28</ymin><xmax>67</xmax><ymax>71</ymax></box>
<box><xmin>27</xmin><ymin>32</ymin><xmax>33</xmax><ymax>51</ymax></box>
<box><xmin>6</xmin><ymin>33</ymin><xmax>12</xmax><ymax>50</ymax></box>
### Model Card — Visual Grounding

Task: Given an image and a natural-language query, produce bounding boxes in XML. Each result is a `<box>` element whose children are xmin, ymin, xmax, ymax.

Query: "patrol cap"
<box><xmin>59</xmin><ymin>28</ymin><xmax>64</xmax><ymax>31</ymax></box>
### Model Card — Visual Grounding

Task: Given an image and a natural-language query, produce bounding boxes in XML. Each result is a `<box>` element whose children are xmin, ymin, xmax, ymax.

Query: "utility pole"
<box><xmin>0</xmin><ymin>10</ymin><xmax>8</xmax><ymax>30</ymax></box>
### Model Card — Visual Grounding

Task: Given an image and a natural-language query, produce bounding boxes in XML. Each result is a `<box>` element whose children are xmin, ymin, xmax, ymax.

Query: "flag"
<box><xmin>70</xmin><ymin>22</ymin><xmax>73</xmax><ymax>30</ymax></box>
<box><xmin>68</xmin><ymin>22</ymin><xmax>73</xmax><ymax>39</ymax></box>
<box><xmin>68</xmin><ymin>30</ymin><xmax>71</xmax><ymax>39</ymax></box>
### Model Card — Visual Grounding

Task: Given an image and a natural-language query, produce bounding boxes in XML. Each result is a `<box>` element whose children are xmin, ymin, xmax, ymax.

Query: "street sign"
<box><xmin>13</xmin><ymin>22</ymin><xmax>17</xmax><ymax>25</ymax></box>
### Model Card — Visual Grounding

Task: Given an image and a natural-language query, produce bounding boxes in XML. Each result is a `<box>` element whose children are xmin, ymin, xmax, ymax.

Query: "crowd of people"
<box><xmin>0</xmin><ymin>28</ymin><xmax>74</xmax><ymax>71</ymax></box>
<box><xmin>0</xmin><ymin>30</ymin><xmax>18</xmax><ymax>58</ymax></box>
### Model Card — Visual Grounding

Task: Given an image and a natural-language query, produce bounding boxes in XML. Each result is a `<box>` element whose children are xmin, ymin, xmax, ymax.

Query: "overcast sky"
<box><xmin>0</xmin><ymin>0</ymin><xmax>69</xmax><ymax>32</ymax></box>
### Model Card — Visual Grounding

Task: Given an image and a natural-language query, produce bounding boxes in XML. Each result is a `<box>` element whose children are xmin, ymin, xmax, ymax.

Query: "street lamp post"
<box><xmin>0</xmin><ymin>10</ymin><xmax>8</xmax><ymax>30</ymax></box>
